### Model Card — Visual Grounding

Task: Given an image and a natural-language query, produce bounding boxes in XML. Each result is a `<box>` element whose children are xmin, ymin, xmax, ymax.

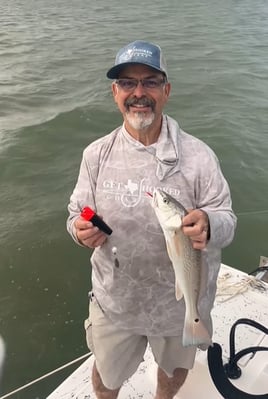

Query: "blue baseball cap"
<box><xmin>106</xmin><ymin>40</ymin><xmax>168</xmax><ymax>79</ymax></box>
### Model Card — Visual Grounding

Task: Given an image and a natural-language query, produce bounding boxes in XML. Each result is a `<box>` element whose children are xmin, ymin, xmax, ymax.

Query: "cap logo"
<box><xmin>118</xmin><ymin>46</ymin><xmax>153</xmax><ymax>63</ymax></box>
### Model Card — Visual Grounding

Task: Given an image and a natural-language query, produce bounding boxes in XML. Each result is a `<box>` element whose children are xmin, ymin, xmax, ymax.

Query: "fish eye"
<box><xmin>163</xmin><ymin>197</ymin><xmax>169</xmax><ymax>204</ymax></box>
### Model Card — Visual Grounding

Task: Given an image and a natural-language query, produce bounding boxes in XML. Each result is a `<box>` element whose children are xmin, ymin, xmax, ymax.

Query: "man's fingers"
<box><xmin>182</xmin><ymin>209</ymin><xmax>209</xmax><ymax>249</ymax></box>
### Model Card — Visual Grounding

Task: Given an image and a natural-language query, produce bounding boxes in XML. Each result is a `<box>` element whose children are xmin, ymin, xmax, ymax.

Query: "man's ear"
<box><xmin>112</xmin><ymin>82</ymin><xmax>118</xmax><ymax>100</ymax></box>
<box><xmin>164</xmin><ymin>82</ymin><xmax>171</xmax><ymax>98</ymax></box>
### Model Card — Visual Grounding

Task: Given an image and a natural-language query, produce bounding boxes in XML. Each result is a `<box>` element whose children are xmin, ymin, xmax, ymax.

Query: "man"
<box><xmin>67</xmin><ymin>40</ymin><xmax>236</xmax><ymax>399</ymax></box>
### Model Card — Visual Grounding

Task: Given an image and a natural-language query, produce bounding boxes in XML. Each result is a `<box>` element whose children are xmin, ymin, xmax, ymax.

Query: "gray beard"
<box><xmin>125</xmin><ymin>111</ymin><xmax>155</xmax><ymax>131</ymax></box>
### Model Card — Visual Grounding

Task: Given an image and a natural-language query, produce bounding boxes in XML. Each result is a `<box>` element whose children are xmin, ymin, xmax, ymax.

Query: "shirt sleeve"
<box><xmin>66</xmin><ymin>147</ymin><xmax>98</xmax><ymax>246</ymax></box>
<box><xmin>197</xmin><ymin>148</ymin><xmax>237</xmax><ymax>249</ymax></box>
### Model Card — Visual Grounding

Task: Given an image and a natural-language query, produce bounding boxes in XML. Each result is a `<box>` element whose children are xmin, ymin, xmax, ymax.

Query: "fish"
<box><xmin>151</xmin><ymin>188</ymin><xmax>212</xmax><ymax>347</ymax></box>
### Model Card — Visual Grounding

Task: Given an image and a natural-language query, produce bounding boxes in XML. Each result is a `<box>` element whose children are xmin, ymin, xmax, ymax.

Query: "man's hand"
<box><xmin>74</xmin><ymin>217</ymin><xmax>107</xmax><ymax>248</ymax></box>
<box><xmin>182</xmin><ymin>209</ymin><xmax>210</xmax><ymax>250</ymax></box>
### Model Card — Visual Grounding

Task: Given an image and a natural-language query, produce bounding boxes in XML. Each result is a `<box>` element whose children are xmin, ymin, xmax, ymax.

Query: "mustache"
<box><xmin>125</xmin><ymin>97</ymin><xmax>155</xmax><ymax>109</ymax></box>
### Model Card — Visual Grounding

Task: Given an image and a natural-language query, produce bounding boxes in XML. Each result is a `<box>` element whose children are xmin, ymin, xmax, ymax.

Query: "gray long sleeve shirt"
<box><xmin>67</xmin><ymin>115</ymin><xmax>236</xmax><ymax>336</ymax></box>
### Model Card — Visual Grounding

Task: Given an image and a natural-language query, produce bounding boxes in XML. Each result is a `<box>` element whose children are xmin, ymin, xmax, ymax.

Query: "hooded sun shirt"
<box><xmin>67</xmin><ymin>115</ymin><xmax>236</xmax><ymax>337</ymax></box>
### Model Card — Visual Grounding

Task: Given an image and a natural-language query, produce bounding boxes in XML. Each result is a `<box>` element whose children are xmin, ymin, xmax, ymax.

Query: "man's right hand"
<box><xmin>74</xmin><ymin>217</ymin><xmax>107</xmax><ymax>248</ymax></box>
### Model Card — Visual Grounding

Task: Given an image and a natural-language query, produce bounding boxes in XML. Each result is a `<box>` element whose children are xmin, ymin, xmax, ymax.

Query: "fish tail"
<box><xmin>182</xmin><ymin>316</ymin><xmax>212</xmax><ymax>347</ymax></box>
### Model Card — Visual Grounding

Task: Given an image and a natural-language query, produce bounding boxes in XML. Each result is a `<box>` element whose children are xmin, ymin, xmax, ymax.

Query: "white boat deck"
<box><xmin>0</xmin><ymin>335</ymin><xmax>5</xmax><ymax>382</ymax></box>
<box><xmin>47</xmin><ymin>265</ymin><xmax>268</xmax><ymax>399</ymax></box>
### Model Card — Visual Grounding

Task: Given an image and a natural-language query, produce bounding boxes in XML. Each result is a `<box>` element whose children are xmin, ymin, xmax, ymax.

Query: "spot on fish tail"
<box><xmin>183</xmin><ymin>317</ymin><xmax>212</xmax><ymax>347</ymax></box>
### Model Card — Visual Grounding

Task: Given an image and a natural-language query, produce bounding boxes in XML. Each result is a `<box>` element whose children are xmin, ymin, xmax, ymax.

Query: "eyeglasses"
<box><xmin>115</xmin><ymin>78</ymin><xmax>167</xmax><ymax>91</ymax></box>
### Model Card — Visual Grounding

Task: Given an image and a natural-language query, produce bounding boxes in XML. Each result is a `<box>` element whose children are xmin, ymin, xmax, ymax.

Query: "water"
<box><xmin>0</xmin><ymin>0</ymin><xmax>268</xmax><ymax>397</ymax></box>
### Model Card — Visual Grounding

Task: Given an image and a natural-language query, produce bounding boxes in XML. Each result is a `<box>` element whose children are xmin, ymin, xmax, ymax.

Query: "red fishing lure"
<box><xmin>81</xmin><ymin>207</ymin><xmax>113</xmax><ymax>235</ymax></box>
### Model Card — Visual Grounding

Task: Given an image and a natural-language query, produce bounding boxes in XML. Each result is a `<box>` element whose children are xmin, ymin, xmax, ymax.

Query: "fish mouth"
<box><xmin>146</xmin><ymin>190</ymin><xmax>158</xmax><ymax>207</ymax></box>
<box><xmin>146</xmin><ymin>191</ymin><xmax>156</xmax><ymax>206</ymax></box>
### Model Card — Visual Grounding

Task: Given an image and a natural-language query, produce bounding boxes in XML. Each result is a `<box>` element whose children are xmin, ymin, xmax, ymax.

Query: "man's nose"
<box><xmin>132</xmin><ymin>81</ymin><xmax>147</xmax><ymax>97</ymax></box>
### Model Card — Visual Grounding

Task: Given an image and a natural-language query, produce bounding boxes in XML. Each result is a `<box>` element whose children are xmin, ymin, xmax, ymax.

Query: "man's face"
<box><xmin>112</xmin><ymin>64</ymin><xmax>171</xmax><ymax>133</ymax></box>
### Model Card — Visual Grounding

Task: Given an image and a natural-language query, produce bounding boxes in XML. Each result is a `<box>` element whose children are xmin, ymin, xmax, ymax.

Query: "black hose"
<box><xmin>226</xmin><ymin>318</ymin><xmax>268</xmax><ymax>379</ymax></box>
<box><xmin>207</xmin><ymin>343</ymin><xmax>268</xmax><ymax>399</ymax></box>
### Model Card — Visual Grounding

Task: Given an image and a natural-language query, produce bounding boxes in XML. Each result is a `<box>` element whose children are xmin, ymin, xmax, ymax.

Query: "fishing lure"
<box><xmin>81</xmin><ymin>207</ymin><xmax>113</xmax><ymax>235</ymax></box>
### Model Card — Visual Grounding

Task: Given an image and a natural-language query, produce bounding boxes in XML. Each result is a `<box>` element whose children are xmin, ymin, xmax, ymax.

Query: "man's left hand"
<box><xmin>182</xmin><ymin>209</ymin><xmax>210</xmax><ymax>250</ymax></box>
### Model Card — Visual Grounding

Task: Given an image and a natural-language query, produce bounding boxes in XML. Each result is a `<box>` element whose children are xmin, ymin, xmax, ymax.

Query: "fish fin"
<box><xmin>166</xmin><ymin>238</ymin><xmax>173</xmax><ymax>261</ymax></box>
<box><xmin>175</xmin><ymin>280</ymin><xmax>183</xmax><ymax>301</ymax></box>
<box><xmin>182</xmin><ymin>316</ymin><xmax>212</xmax><ymax>347</ymax></box>
<box><xmin>166</xmin><ymin>231</ymin><xmax>181</xmax><ymax>260</ymax></box>
<box><xmin>166</xmin><ymin>233</ymin><xmax>183</xmax><ymax>301</ymax></box>
<box><xmin>172</xmin><ymin>231</ymin><xmax>181</xmax><ymax>257</ymax></box>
